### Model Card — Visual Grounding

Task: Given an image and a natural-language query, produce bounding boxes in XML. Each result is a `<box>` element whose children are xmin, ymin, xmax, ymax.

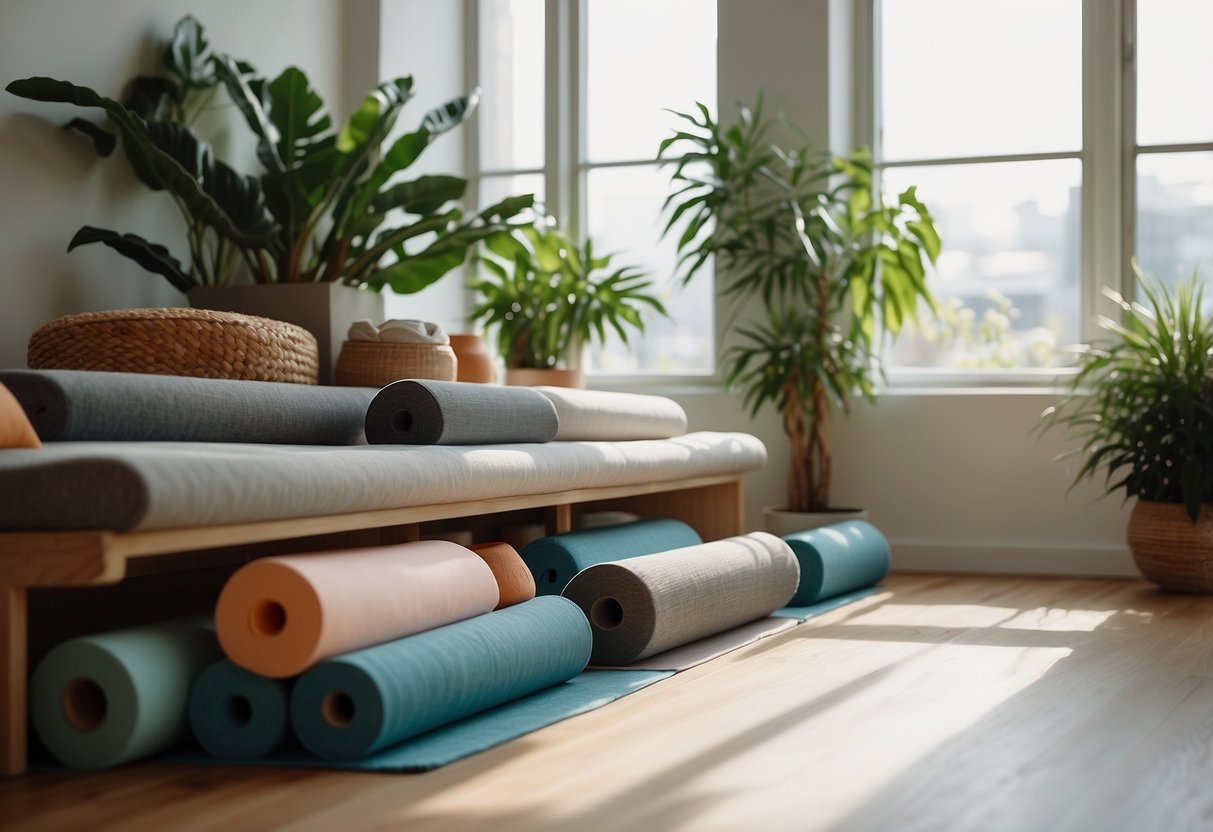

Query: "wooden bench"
<box><xmin>0</xmin><ymin>472</ymin><xmax>744</xmax><ymax>776</ymax></box>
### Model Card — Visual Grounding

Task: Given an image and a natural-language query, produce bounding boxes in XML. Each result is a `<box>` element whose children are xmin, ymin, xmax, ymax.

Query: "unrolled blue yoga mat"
<box><xmin>290</xmin><ymin>595</ymin><xmax>592</xmax><ymax>760</ymax></box>
<box><xmin>167</xmin><ymin>669</ymin><xmax>669</xmax><ymax>771</ymax></box>
<box><xmin>188</xmin><ymin>660</ymin><xmax>292</xmax><ymax>760</ymax></box>
<box><xmin>782</xmin><ymin>520</ymin><xmax>891</xmax><ymax>606</ymax></box>
<box><xmin>521</xmin><ymin>518</ymin><xmax>703</xmax><ymax>596</ymax></box>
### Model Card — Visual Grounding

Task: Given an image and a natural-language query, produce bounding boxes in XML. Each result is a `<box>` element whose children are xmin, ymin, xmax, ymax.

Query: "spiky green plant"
<box><xmin>1040</xmin><ymin>271</ymin><xmax>1213</xmax><ymax>522</ymax></box>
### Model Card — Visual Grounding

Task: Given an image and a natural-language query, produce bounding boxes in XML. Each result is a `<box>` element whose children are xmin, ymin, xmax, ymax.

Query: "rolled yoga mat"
<box><xmin>29</xmin><ymin>619</ymin><xmax>221</xmax><ymax>769</ymax></box>
<box><xmin>289</xmin><ymin>595</ymin><xmax>592</xmax><ymax>760</ymax></box>
<box><xmin>471</xmin><ymin>542</ymin><xmax>536</xmax><ymax>609</ymax></box>
<box><xmin>782</xmin><ymin>520</ymin><xmax>891</xmax><ymax>606</ymax></box>
<box><xmin>533</xmin><ymin>386</ymin><xmax>688</xmax><ymax>440</ymax></box>
<box><xmin>188</xmin><ymin>660</ymin><xmax>292</xmax><ymax>760</ymax></box>
<box><xmin>561</xmin><ymin>532</ymin><xmax>801</xmax><ymax>665</ymax></box>
<box><xmin>364</xmin><ymin>379</ymin><xmax>558</xmax><ymax>445</ymax></box>
<box><xmin>521</xmin><ymin>518</ymin><xmax>703</xmax><ymax>596</ymax></box>
<box><xmin>0</xmin><ymin>369</ymin><xmax>376</xmax><ymax>444</ymax></box>
<box><xmin>215</xmin><ymin>540</ymin><xmax>500</xmax><ymax>678</ymax></box>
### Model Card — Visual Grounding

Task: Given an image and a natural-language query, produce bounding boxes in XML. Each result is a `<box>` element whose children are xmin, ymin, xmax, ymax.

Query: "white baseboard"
<box><xmin>889</xmin><ymin>538</ymin><xmax>1138</xmax><ymax>578</ymax></box>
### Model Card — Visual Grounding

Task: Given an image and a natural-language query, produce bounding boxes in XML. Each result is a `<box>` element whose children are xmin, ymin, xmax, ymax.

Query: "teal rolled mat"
<box><xmin>290</xmin><ymin>595</ymin><xmax>592</xmax><ymax>761</ymax></box>
<box><xmin>29</xmin><ymin>619</ymin><xmax>220</xmax><ymax>769</ymax></box>
<box><xmin>188</xmin><ymin>660</ymin><xmax>292</xmax><ymax>760</ymax></box>
<box><xmin>521</xmin><ymin>518</ymin><xmax>703</xmax><ymax>596</ymax></box>
<box><xmin>782</xmin><ymin>520</ymin><xmax>891</xmax><ymax>606</ymax></box>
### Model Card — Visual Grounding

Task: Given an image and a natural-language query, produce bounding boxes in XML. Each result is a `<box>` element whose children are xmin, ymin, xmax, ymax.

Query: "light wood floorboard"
<box><xmin>4</xmin><ymin>573</ymin><xmax>1213</xmax><ymax>832</ymax></box>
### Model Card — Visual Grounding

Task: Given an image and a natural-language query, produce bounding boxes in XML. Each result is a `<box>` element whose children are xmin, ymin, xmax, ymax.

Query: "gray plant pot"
<box><xmin>189</xmin><ymin>284</ymin><xmax>385</xmax><ymax>385</ymax></box>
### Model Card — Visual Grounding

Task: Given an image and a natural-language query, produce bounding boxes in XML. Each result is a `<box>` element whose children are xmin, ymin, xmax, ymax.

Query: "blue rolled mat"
<box><xmin>188</xmin><ymin>660</ymin><xmax>293</xmax><ymax>760</ymax></box>
<box><xmin>289</xmin><ymin>595</ymin><xmax>592</xmax><ymax>760</ymax></box>
<box><xmin>166</xmin><ymin>669</ymin><xmax>669</xmax><ymax>771</ymax></box>
<box><xmin>782</xmin><ymin>520</ymin><xmax>891</xmax><ymax>606</ymax></box>
<box><xmin>29</xmin><ymin>619</ymin><xmax>220</xmax><ymax>769</ymax></box>
<box><xmin>521</xmin><ymin>518</ymin><xmax>703</xmax><ymax>596</ymax></box>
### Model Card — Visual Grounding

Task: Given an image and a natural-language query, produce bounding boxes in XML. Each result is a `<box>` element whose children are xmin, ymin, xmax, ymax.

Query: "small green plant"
<box><xmin>1039</xmin><ymin>271</ymin><xmax>1213</xmax><ymax>522</ymax></box>
<box><xmin>470</xmin><ymin>223</ymin><xmax>667</xmax><ymax>370</ymax></box>
<box><xmin>660</xmin><ymin>97</ymin><xmax>940</xmax><ymax>512</ymax></box>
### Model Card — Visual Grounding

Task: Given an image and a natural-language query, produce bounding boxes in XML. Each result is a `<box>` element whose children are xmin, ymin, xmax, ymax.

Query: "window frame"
<box><xmin>860</xmin><ymin>0</ymin><xmax>1140</xmax><ymax>389</ymax></box>
<box><xmin>464</xmin><ymin>0</ymin><xmax>720</xmax><ymax>386</ymax></box>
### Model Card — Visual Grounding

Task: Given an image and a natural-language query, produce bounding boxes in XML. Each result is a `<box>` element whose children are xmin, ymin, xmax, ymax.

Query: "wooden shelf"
<box><xmin>0</xmin><ymin>473</ymin><xmax>745</xmax><ymax>776</ymax></box>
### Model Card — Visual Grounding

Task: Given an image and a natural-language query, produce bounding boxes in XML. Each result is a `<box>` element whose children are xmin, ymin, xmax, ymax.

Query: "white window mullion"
<box><xmin>1084</xmin><ymin>0</ymin><xmax>1127</xmax><ymax>341</ymax></box>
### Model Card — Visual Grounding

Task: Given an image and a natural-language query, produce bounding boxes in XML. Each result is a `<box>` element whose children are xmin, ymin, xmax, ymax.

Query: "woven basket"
<box><xmin>333</xmin><ymin>341</ymin><xmax>457</xmax><ymax>387</ymax></box>
<box><xmin>28</xmin><ymin>308</ymin><xmax>319</xmax><ymax>385</ymax></box>
<box><xmin>1127</xmin><ymin>499</ymin><xmax>1213</xmax><ymax>593</ymax></box>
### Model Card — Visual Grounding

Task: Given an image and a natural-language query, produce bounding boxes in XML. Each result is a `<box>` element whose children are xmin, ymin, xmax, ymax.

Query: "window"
<box><xmin>869</xmin><ymin>0</ymin><xmax>1208</xmax><ymax>377</ymax></box>
<box><xmin>1132</xmin><ymin>0</ymin><xmax>1213</xmax><ymax>292</ymax></box>
<box><xmin>874</xmin><ymin>0</ymin><xmax>1082</xmax><ymax>372</ymax></box>
<box><xmin>472</xmin><ymin>0</ymin><xmax>717</xmax><ymax>376</ymax></box>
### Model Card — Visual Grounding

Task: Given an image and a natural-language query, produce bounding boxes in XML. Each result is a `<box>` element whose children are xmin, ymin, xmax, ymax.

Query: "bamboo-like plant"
<box><xmin>5</xmin><ymin>16</ymin><xmax>277</xmax><ymax>290</ymax></box>
<box><xmin>470</xmin><ymin>223</ymin><xmax>667</xmax><ymax>370</ymax></box>
<box><xmin>1039</xmin><ymin>271</ymin><xmax>1213</xmax><ymax>522</ymax></box>
<box><xmin>660</xmin><ymin>98</ymin><xmax>940</xmax><ymax>513</ymax></box>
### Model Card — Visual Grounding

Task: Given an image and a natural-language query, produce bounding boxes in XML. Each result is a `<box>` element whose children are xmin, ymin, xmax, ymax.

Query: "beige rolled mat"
<box><xmin>560</xmin><ymin>532</ymin><xmax>800</xmax><ymax>665</ymax></box>
<box><xmin>534</xmin><ymin>386</ymin><xmax>688</xmax><ymax>441</ymax></box>
<box><xmin>215</xmin><ymin>541</ymin><xmax>500</xmax><ymax>678</ymax></box>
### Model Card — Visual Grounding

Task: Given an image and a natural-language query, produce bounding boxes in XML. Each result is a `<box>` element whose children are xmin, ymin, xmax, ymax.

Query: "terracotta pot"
<box><xmin>448</xmin><ymin>333</ymin><xmax>495</xmax><ymax>383</ymax></box>
<box><xmin>1127</xmin><ymin>499</ymin><xmax>1213</xmax><ymax>593</ymax></box>
<box><xmin>762</xmin><ymin>506</ymin><xmax>869</xmax><ymax>537</ymax></box>
<box><xmin>505</xmin><ymin>367</ymin><xmax>584</xmax><ymax>388</ymax></box>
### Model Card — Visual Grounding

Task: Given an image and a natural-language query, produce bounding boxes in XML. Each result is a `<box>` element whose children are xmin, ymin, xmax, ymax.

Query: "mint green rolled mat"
<box><xmin>782</xmin><ymin>520</ymin><xmax>891</xmax><ymax>606</ymax></box>
<box><xmin>29</xmin><ymin>619</ymin><xmax>220</xmax><ymax>769</ymax></box>
<box><xmin>188</xmin><ymin>660</ymin><xmax>292</xmax><ymax>760</ymax></box>
<box><xmin>521</xmin><ymin>518</ymin><xmax>703</xmax><ymax>596</ymax></box>
<box><xmin>290</xmin><ymin>595</ymin><xmax>591</xmax><ymax>761</ymax></box>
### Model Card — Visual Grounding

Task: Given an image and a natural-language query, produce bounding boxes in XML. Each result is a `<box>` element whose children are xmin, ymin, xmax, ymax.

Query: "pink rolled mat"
<box><xmin>215</xmin><ymin>541</ymin><xmax>500</xmax><ymax>678</ymax></box>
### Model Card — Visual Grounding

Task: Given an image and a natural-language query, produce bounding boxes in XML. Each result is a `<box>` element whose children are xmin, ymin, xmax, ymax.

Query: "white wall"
<box><xmin>0</xmin><ymin>0</ymin><xmax>344</xmax><ymax>367</ymax></box>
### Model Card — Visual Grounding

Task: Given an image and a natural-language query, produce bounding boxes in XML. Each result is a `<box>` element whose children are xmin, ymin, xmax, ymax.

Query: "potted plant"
<box><xmin>470</xmin><ymin>222</ymin><xmax>667</xmax><ymax>387</ymax></box>
<box><xmin>1038</xmin><ymin>273</ymin><xmax>1213</xmax><ymax>592</ymax></box>
<box><xmin>660</xmin><ymin>97</ymin><xmax>940</xmax><ymax>532</ymax></box>
<box><xmin>6</xmin><ymin>17</ymin><xmax>532</xmax><ymax>382</ymax></box>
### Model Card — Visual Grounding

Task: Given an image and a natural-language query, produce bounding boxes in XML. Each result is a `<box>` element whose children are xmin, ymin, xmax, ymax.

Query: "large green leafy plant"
<box><xmin>212</xmin><ymin>57</ymin><xmax>531</xmax><ymax>291</ymax></box>
<box><xmin>1039</xmin><ymin>273</ymin><xmax>1213</xmax><ymax>522</ymax></box>
<box><xmin>470</xmin><ymin>223</ymin><xmax>667</xmax><ymax>370</ymax></box>
<box><xmin>6</xmin><ymin>16</ymin><xmax>276</xmax><ymax>290</ymax></box>
<box><xmin>661</xmin><ymin>98</ymin><xmax>940</xmax><ymax>513</ymax></box>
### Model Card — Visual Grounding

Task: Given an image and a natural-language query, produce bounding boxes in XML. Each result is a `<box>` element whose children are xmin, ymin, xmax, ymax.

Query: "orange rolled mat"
<box><xmin>215</xmin><ymin>540</ymin><xmax>500</xmax><ymax>678</ymax></box>
<box><xmin>471</xmin><ymin>542</ymin><xmax>537</xmax><ymax>609</ymax></box>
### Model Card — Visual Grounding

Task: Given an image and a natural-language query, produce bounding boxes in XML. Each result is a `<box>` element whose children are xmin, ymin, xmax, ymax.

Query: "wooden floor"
<box><xmin>5</xmin><ymin>573</ymin><xmax>1213</xmax><ymax>832</ymax></box>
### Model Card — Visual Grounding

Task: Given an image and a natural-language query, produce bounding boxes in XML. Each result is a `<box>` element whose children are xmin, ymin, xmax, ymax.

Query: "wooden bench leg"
<box><xmin>1</xmin><ymin>582</ymin><xmax>27</xmax><ymax>776</ymax></box>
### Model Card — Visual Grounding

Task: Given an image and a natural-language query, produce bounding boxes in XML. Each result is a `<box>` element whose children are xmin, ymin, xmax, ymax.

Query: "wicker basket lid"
<box><xmin>28</xmin><ymin>307</ymin><xmax>320</xmax><ymax>385</ymax></box>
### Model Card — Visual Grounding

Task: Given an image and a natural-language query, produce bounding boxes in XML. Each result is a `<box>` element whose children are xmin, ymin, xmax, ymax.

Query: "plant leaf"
<box><xmin>67</xmin><ymin>226</ymin><xmax>193</xmax><ymax>292</ymax></box>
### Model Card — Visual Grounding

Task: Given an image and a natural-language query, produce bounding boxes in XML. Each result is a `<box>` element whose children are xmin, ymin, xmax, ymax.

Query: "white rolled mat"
<box><xmin>534</xmin><ymin>387</ymin><xmax>687</xmax><ymax>441</ymax></box>
<box><xmin>560</xmin><ymin>532</ymin><xmax>800</xmax><ymax>665</ymax></box>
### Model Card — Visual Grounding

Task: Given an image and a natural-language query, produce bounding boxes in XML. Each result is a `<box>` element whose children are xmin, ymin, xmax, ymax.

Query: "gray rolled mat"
<box><xmin>521</xmin><ymin>518</ymin><xmax>703</xmax><ymax>596</ymax></box>
<box><xmin>289</xmin><ymin>595</ymin><xmax>591</xmax><ymax>760</ymax></box>
<box><xmin>29</xmin><ymin>619</ymin><xmax>221</xmax><ymax>769</ymax></box>
<box><xmin>0</xmin><ymin>369</ymin><xmax>375</xmax><ymax>444</ymax></box>
<box><xmin>364</xmin><ymin>379</ymin><xmax>559</xmax><ymax>445</ymax></box>
<box><xmin>188</xmin><ymin>660</ymin><xmax>293</xmax><ymax>760</ymax></box>
<box><xmin>561</xmin><ymin>532</ymin><xmax>801</xmax><ymax>665</ymax></box>
<box><xmin>782</xmin><ymin>520</ymin><xmax>891</xmax><ymax>605</ymax></box>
